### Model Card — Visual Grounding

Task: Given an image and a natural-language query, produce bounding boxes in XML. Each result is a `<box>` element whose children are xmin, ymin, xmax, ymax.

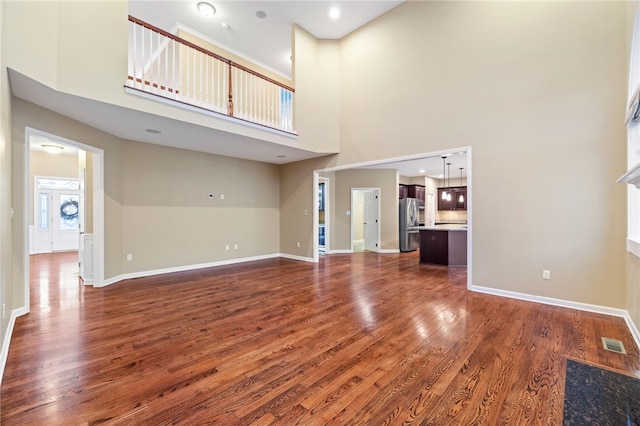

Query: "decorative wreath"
<box><xmin>60</xmin><ymin>200</ymin><xmax>79</xmax><ymax>220</ymax></box>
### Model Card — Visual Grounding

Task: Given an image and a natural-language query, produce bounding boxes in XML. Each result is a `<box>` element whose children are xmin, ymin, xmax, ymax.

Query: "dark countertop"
<box><xmin>418</xmin><ymin>225</ymin><xmax>467</xmax><ymax>231</ymax></box>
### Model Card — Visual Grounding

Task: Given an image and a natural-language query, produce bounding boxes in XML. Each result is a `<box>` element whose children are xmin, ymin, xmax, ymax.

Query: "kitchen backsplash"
<box><xmin>436</xmin><ymin>210</ymin><xmax>467</xmax><ymax>223</ymax></box>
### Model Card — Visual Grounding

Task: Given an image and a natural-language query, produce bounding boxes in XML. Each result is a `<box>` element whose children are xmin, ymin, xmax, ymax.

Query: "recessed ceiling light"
<box><xmin>221</xmin><ymin>22</ymin><xmax>229</xmax><ymax>29</ymax></box>
<box><xmin>276</xmin><ymin>155</ymin><xmax>286</xmax><ymax>158</ymax></box>
<box><xmin>256</xmin><ymin>10</ymin><xmax>267</xmax><ymax>19</ymax></box>
<box><xmin>419</xmin><ymin>169</ymin><xmax>426</xmax><ymax>173</ymax></box>
<box><xmin>197</xmin><ymin>2</ymin><xmax>216</xmax><ymax>18</ymax></box>
<box><xmin>329</xmin><ymin>7</ymin><xmax>340</xmax><ymax>20</ymax></box>
<box><xmin>41</xmin><ymin>144</ymin><xmax>64</xmax><ymax>154</ymax></box>
<box><xmin>145</xmin><ymin>128</ymin><xmax>162</xmax><ymax>134</ymax></box>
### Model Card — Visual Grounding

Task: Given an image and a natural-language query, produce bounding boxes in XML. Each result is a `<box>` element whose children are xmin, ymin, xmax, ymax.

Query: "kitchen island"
<box><xmin>418</xmin><ymin>225</ymin><xmax>467</xmax><ymax>266</ymax></box>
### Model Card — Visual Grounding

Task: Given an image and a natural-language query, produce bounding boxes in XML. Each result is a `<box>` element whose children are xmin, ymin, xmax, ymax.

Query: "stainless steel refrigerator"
<box><xmin>400</xmin><ymin>198</ymin><xmax>420</xmax><ymax>252</ymax></box>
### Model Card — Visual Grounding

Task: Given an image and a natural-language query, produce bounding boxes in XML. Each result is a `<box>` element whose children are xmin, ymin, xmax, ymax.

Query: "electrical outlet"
<box><xmin>234</xmin><ymin>244</ymin><xmax>238</xmax><ymax>250</ymax></box>
<box><xmin>126</xmin><ymin>254</ymin><xmax>133</xmax><ymax>261</ymax></box>
<box><xmin>297</xmin><ymin>242</ymin><xmax>301</xmax><ymax>248</ymax></box>
<box><xmin>220</xmin><ymin>194</ymin><xmax>224</xmax><ymax>200</ymax></box>
<box><xmin>225</xmin><ymin>245</ymin><xmax>229</xmax><ymax>251</ymax></box>
<box><xmin>542</xmin><ymin>270</ymin><xmax>551</xmax><ymax>280</ymax></box>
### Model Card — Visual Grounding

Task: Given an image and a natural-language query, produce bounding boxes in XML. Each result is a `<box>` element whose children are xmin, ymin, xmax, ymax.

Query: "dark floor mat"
<box><xmin>563</xmin><ymin>358</ymin><xmax>640</xmax><ymax>425</ymax></box>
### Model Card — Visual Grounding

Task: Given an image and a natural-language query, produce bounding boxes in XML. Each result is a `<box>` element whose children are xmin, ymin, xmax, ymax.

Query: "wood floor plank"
<box><xmin>1</xmin><ymin>251</ymin><xmax>638</xmax><ymax>425</ymax></box>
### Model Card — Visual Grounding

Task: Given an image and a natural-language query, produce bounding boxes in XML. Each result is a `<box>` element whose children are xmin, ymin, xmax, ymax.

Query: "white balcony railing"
<box><xmin>127</xmin><ymin>16</ymin><xmax>295</xmax><ymax>134</ymax></box>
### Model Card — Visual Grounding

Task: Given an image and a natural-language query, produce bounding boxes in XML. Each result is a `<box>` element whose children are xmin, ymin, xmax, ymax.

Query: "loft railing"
<box><xmin>126</xmin><ymin>16</ymin><xmax>295</xmax><ymax>134</ymax></box>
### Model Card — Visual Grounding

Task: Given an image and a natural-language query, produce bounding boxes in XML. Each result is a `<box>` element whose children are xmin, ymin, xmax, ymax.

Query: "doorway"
<box><xmin>312</xmin><ymin>147</ymin><xmax>471</xmax><ymax>288</ymax></box>
<box><xmin>25</xmin><ymin>128</ymin><xmax>105</xmax><ymax>313</ymax></box>
<box><xmin>351</xmin><ymin>188</ymin><xmax>380</xmax><ymax>253</ymax></box>
<box><xmin>318</xmin><ymin>178</ymin><xmax>329</xmax><ymax>254</ymax></box>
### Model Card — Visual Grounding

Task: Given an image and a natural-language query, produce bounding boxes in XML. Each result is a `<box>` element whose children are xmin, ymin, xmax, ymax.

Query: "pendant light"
<box><xmin>441</xmin><ymin>156</ymin><xmax>448</xmax><ymax>199</ymax></box>
<box><xmin>446</xmin><ymin>162</ymin><xmax>452</xmax><ymax>201</ymax></box>
<box><xmin>459</xmin><ymin>168</ymin><xmax>465</xmax><ymax>203</ymax></box>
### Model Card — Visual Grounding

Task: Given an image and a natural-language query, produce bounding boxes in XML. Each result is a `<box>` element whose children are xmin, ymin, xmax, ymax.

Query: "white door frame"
<box><xmin>24</xmin><ymin>127</ymin><xmax>105</xmax><ymax>311</ymax></box>
<box><xmin>351</xmin><ymin>188</ymin><xmax>380</xmax><ymax>253</ymax></box>
<box><xmin>318</xmin><ymin>177</ymin><xmax>330</xmax><ymax>253</ymax></box>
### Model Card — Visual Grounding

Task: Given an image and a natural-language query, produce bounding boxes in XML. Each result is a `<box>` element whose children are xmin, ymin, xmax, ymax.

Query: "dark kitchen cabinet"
<box><xmin>419</xmin><ymin>229</ymin><xmax>467</xmax><ymax>266</ymax></box>
<box><xmin>419</xmin><ymin>230</ymin><xmax>448</xmax><ymax>265</ymax></box>
<box><xmin>438</xmin><ymin>186</ymin><xmax>466</xmax><ymax>211</ymax></box>
<box><xmin>454</xmin><ymin>187</ymin><xmax>467</xmax><ymax>210</ymax></box>
<box><xmin>407</xmin><ymin>185</ymin><xmax>425</xmax><ymax>206</ymax></box>
<box><xmin>398</xmin><ymin>184</ymin><xmax>409</xmax><ymax>199</ymax></box>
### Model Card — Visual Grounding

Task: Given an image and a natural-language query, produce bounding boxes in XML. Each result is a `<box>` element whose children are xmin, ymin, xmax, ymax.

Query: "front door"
<box><xmin>33</xmin><ymin>177</ymin><xmax>80</xmax><ymax>253</ymax></box>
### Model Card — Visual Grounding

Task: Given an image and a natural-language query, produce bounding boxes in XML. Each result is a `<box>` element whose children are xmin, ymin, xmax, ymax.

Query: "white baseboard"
<box><xmin>470</xmin><ymin>284</ymin><xmax>640</xmax><ymax>352</ymax></box>
<box><xmin>100</xmin><ymin>253</ymin><xmax>283</xmax><ymax>287</ymax></box>
<box><xmin>0</xmin><ymin>307</ymin><xmax>28</xmax><ymax>386</ymax></box>
<box><xmin>379</xmin><ymin>249</ymin><xmax>400</xmax><ymax>254</ymax></box>
<box><xmin>328</xmin><ymin>249</ymin><xmax>353</xmax><ymax>254</ymax></box>
<box><xmin>279</xmin><ymin>253</ymin><xmax>314</xmax><ymax>263</ymax></box>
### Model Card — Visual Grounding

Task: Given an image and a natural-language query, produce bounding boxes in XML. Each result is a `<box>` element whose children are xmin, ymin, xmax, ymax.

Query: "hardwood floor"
<box><xmin>2</xmin><ymin>251</ymin><xmax>639</xmax><ymax>425</ymax></box>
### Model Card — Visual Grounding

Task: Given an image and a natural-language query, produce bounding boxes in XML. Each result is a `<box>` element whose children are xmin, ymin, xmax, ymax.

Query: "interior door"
<box><xmin>363</xmin><ymin>190</ymin><xmax>379</xmax><ymax>252</ymax></box>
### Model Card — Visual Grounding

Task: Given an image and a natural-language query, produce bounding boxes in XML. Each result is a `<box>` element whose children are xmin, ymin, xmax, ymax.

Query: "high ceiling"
<box><xmin>14</xmin><ymin>1</ymin><xmax>406</xmax><ymax>166</ymax></box>
<box><xmin>128</xmin><ymin>1</ymin><xmax>403</xmax><ymax>78</ymax></box>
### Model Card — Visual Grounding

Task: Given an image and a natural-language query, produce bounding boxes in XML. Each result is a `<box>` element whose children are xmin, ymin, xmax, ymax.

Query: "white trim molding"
<box><xmin>279</xmin><ymin>253</ymin><xmax>314</xmax><ymax>263</ymax></box>
<box><xmin>471</xmin><ymin>285</ymin><xmax>640</xmax><ymax>352</ymax></box>
<box><xmin>618</xmin><ymin>162</ymin><xmax>640</xmax><ymax>188</ymax></box>
<box><xmin>0</xmin><ymin>307</ymin><xmax>28</xmax><ymax>386</ymax></box>
<box><xmin>627</xmin><ymin>238</ymin><xmax>640</xmax><ymax>258</ymax></box>
<box><xmin>100</xmin><ymin>253</ymin><xmax>315</xmax><ymax>287</ymax></box>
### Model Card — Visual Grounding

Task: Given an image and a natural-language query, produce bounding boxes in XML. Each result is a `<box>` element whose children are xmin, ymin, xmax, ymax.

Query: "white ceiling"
<box><xmin>361</xmin><ymin>151</ymin><xmax>468</xmax><ymax>179</ymax></box>
<box><xmin>128</xmin><ymin>1</ymin><xmax>403</xmax><ymax>78</ymax></box>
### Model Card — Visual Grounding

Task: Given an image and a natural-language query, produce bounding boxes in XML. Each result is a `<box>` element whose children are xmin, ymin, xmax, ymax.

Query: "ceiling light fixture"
<box><xmin>419</xmin><ymin>169</ymin><xmax>426</xmax><ymax>174</ymax></box>
<box><xmin>221</xmin><ymin>22</ymin><xmax>229</xmax><ymax>29</ymax></box>
<box><xmin>441</xmin><ymin>156</ymin><xmax>448</xmax><ymax>200</ymax></box>
<box><xmin>329</xmin><ymin>7</ymin><xmax>340</xmax><ymax>20</ymax></box>
<box><xmin>446</xmin><ymin>162</ymin><xmax>452</xmax><ymax>201</ymax></box>
<box><xmin>42</xmin><ymin>144</ymin><xmax>64</xmax><ymax>154</ymax></box>
<box><xmin>459</xmin><ymin>168</ymin><xmax>465</xmax><ymax>203</ymax></box>
<box><xmin>197</xmin><ymin>2</ymin><xmax>216</xmax><ymax>17</ymax></box>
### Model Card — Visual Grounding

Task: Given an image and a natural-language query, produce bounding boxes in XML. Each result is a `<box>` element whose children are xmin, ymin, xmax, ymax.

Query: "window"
<box><xmin>39</xmin><ymin>193</ymin><xmax>49</xmax><ymax>231</ymax></box>
<box><xmin>623</xmin><ymin>7</ymin><xmax>640</xmax><ymax>256</ymax></box>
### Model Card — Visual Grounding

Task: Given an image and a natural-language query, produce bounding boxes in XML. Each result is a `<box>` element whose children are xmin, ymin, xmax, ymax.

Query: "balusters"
<box><xmin>128</xmin><ymin>17</ymin><xmax>295</xmax><ymax>132</ymax></box>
